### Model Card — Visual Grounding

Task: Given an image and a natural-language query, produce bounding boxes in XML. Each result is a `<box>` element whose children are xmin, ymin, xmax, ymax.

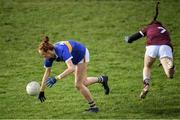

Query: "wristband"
<box><xmin>56</xmin><ymin>74</ymin><xmax>63</xmax><ymax>80</ymax></box>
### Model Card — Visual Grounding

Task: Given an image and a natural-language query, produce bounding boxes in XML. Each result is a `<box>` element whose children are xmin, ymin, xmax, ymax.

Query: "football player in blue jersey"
<box><xmin>37</xmin><ymin>36</ymin><xmax>110</xmax><ymax>113</ymax></box>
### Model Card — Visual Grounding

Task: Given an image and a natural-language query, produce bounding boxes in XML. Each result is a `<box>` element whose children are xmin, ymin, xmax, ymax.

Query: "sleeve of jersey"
<box><xmin>139</xmin><ymin>27</ymin><xmax>147</xmax><ymax>36</ymax></box>
<box><xmin>62</xmin><ymin>47</ymin><xmax>73</xmax><ymax>63</ymax></box>
<box><xmin>44</xmin><ymin>59</ymin><xmax>54</xmax><ymax>68</ymax></box>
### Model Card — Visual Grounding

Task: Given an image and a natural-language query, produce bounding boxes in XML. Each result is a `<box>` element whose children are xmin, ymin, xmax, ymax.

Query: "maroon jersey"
<box><xmin>140</xmin><ymin>21</ymin><xmax>172</xmax><ymax>47</ymax></box>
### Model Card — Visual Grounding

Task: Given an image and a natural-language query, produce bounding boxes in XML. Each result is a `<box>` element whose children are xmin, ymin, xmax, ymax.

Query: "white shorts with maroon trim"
<box><xmin>145</xmin><ymin>45</ymin><xmax>173</xmax><ymax>59</ymax></box>
<box><xmin>78</xmin><ymin>48</ymin><xmax>90</xmax><ymax>64</ymax></box>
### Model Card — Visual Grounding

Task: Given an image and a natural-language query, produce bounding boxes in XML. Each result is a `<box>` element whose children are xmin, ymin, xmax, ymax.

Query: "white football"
<box><xmin>26</xmin><ymin>81</ymin><xmax>40</xmax><ymax>96</ymax></box>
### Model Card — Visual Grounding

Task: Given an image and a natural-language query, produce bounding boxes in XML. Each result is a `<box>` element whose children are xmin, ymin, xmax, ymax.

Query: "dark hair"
<box><xmin>153</xmin><ymin>1</ymin><xmax>160</xmax><ymax>21</ymax></box>
<box><xmin>149</xmin><ymin>1</ymin><xmax>160</xmax><ymax>25</ymax></box>
<box><xmin>38</xmin><ymin>36</ymin><xmax>54</xmax><ymax>52</ymax></box>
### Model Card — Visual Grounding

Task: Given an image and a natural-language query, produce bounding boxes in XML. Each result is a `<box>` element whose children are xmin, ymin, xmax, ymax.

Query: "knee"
<box><xmin>75</xmin><ymin>82</ymin><xmax>83</xmax><ymax>90</ymax></box>
<box><xmin>83</xmin><ymin>79</ymin><xmax>88</xmax><ymax>86</ymax></box>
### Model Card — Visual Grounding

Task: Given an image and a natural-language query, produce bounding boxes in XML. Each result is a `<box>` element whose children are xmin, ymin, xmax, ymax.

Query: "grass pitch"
<box><xmin>0</xmin><ymin>0</ymin><xmax>180</xmax><ymax>119</ymax></box>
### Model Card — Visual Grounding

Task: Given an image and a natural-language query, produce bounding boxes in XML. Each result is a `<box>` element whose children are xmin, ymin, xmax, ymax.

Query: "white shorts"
<box><xmin>145</xmin><ymin>45</ymin><xmax>173</xmax><ymax>59</ymax></box>
<box><xmin>78</xmin><ymin>48</ymin><xmax>90</xmax><ymax>64</ymax></box>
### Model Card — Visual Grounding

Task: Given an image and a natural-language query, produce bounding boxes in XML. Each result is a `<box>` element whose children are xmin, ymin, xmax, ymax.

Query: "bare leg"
<box><xmin>83</xmin><ymin>76</ymin><xmax>110</xmax><ymax>95</ymax></box>
<box><xmin>74</xmin><ymin>63</ymin><xmax>99</xmax><ymax>112</ymax></box>
<box><xmin>143</xmin><ymin>55</ymin><xmax>156</xmax><ymax>82</ymax></box>
<box><xmin>83</xmin><ymin>77</ymin><xmax>99</xmax><ymax>86</ymax></box>
<box><xmin>140</xmin><ymin>55</ymin><xmax>156</xmax><ymax>99</ymax></box>
<box><xmin>76</xmin><ymin>66</ymin><xmax>109</xmax><ymax>94</ymax></box>
<box><xmin>75</xmin><ymin>63</ymin><xmax>93</xmax><ymax>102</ymax></box>
<box><xmin>160</xmin><ymin>57</ymin><xmax>174</xmax><ymax>79</ymax></box>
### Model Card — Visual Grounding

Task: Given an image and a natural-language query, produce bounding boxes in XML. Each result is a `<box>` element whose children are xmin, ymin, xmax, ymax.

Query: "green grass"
<box><xmin>0</xmin><ymin>0</ymin><xmax>180</xmax><ymax>119</ymax></box>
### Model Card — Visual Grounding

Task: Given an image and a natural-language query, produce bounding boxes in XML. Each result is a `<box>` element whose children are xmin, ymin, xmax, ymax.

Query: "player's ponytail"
<box><xmin>38</xmin><ymin>36</ymin><xmax>54</xmax><ymax>52</ymax></box>
<box><xmin>153</xmin><ymin>1</ymin><xmax>160</xmax><ymax>21</ymax></box>
<box><xmin>43</xmin><ymin>36</ymin><xmax>49</xmax><ymax>43</ymax></box>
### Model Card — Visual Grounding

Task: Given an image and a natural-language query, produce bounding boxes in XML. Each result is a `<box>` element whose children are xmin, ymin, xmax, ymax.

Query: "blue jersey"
<box><xmin>44</xmin><ymin>40</ymin><xmax>86</xmax><ymax>68</ymax></box>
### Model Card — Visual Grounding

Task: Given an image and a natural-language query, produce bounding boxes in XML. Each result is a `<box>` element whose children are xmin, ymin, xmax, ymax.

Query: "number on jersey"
<box><xmin>158</xmin><ymin>27</ymin><xmax>166</xmax><ymax>33</ymax></box>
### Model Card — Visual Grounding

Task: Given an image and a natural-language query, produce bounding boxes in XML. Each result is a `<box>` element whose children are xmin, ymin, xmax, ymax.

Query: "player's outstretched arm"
<box><xmin>45</xmin><ymin>59</ymin><xmax>75</xmax><ymax>88</ymax></box>
<box><xmin>38</xmin><ymin>68</ymin><xmax>51</xmax><ymax>102</ymax></box>
<box><xmin>56</xmin><ymin>59</ymin><xmax>75</xmax><ymax>80</ymax></box>
<box><xmin>125</xmin><ymin>32</ymin><xmax>143</xmax><ymax>43</ymax></box>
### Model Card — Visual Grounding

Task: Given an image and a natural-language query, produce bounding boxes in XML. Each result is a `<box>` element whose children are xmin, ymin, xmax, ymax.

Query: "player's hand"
<box><xmin>46</xmin><ymin>77</ymin><xmax>57</xmax><ymax>88</ymax></box>
<box><xmin>38</xmin><ymin>91</ymin><xmax>46</xmax><ymax>103</ymax></box>
<box><xmin>124</xmin><ymin>36</ymin><xmax>132</xmax><ymax>43</ymax></box>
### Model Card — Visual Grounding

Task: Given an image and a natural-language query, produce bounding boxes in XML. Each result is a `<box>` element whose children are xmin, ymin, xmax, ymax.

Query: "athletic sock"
<box><xmin>98</xmin><ymin>76</ymin><xmax>103</xmax><ymax>83</ymax></box>
<box><xmin>88</xmin><ymin>101</ymin><xmax>96</xmax><ymax>108</ymax></box>
<box><xmin>143</xmin><ymin>78</ymin><xmax>150</xmax><ymax>87</ymax></box>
